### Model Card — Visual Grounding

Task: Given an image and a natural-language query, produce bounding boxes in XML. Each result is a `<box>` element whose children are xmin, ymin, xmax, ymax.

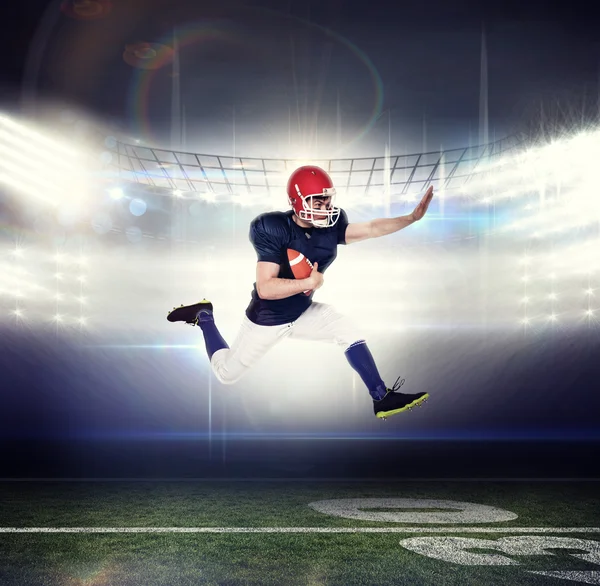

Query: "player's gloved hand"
<box><xmin>306</xmin><ymin>262</ymin><xmax>324</xmax><ymax>291</ymax></box>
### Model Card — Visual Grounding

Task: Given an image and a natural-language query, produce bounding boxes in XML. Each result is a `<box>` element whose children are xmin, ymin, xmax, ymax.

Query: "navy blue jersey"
<box><xmin>245</xmin><ymin>209</ymin><xmax>349</xmax><ymax>325</ymax></box>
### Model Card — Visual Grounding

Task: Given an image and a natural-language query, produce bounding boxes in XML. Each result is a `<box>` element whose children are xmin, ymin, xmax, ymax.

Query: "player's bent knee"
<box><xmin>215</xmin><ymin>372</ymin><xmax>238</xmax><ymax>385</ymax></box>
<box><xmin>210</xmin><ymin>350</ymin><xmax>245</xmax><ymax>385</ymax></box>
<box><xmin>210</xmin><ymin>364</ymin><xmax>242</xmax><ymax>385</ymax></box>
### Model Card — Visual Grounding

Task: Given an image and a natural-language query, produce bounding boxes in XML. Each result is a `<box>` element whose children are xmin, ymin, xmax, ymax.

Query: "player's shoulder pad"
<box><xmin>250</xmin><ymin>211</ymin><xmax>290</xmax><ymax>237</ymax></box>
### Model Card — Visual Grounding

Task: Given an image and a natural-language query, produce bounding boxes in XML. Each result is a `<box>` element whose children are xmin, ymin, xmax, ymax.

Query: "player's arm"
<box><xmin>344</xmin><ymin>216</ymin><xmax>414</xmax><ymax>243</ymax></box>
<box><xmin>344</xmin><ymin>221</ymin><xmax>375</xmax><ymax>244</ymax></box>
<box><xmin>256</xmin><ymin>261</ymin><xmax>321</xmax><ymax>300</ymax></box>
<box><xmin>344</xmin><ymin>186</ymin><xmax>434</xmax><ymax>244</ymax></box>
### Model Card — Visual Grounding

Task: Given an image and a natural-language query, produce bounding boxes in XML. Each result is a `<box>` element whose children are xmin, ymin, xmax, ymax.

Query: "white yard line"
<box><xmin>1</xmin><ymin>527</ymin><xmax>600</xmax><ymax>534</ymax></box>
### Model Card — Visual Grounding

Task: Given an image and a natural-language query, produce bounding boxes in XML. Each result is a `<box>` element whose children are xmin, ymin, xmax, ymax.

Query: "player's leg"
<box><xmin>167</xmin><ymin>300</ymin><xmax>229</xmax><ymax>359</ymax></box>
<box><xmin>290</xmin><ymin>302</ymin><xmax>428</xmax><ymax>418</ymax></box>
<box><xmin>210</xmin><ymin>316</ymin><xmax>291</xmax><ymax>385</ymax></box>
<box><xmin>167</xmin><ymin>299</ymin><xmax>291</xmax><ymax>385</ymax></box>
<box><xmin>290</xmin><ymin>302</ymin><xmax>387</xmax><ymax>397</ymax></box>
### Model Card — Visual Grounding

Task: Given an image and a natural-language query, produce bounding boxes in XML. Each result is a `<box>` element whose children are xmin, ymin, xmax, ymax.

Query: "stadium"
<box><xmin>1</xmin><ymin>0</ymin><xmax>600</xmax><ymax>584</ymax></box>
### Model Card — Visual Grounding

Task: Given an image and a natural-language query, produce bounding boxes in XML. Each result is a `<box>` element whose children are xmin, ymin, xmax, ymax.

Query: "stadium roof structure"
<box><xmin>104</xmin><ymin>134</ymin><xmax>523</xmax><ymax>204</ymax></box>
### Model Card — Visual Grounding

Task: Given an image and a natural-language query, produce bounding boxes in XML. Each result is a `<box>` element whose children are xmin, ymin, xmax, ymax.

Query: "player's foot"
<box><xmin>373</xmin><ymin>376</ymin><xmax>429</xmax><ymax>420</ymax></box>
<box><xmin>167</xmin><ymin>299</ymin><xmax>213</xmax><ymax>326</ymax></box>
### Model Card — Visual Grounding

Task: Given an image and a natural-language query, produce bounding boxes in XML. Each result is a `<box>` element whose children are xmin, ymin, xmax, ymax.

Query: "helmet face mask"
<box><xmin>298</xmin><ymin>193</ymin><xmax>340</xmax><ymax>228</ymax></box>
<box><xmin>286</xmin><ymin>166</ymin><xmax>341</xmax><ymax>228</ymax></box>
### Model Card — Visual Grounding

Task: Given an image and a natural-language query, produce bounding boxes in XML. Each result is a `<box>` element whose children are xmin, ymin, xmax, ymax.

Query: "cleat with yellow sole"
<box><xmin>166</xmin><ymin>299</ymin><xmax>213</xmax><ymax>325</ymax></box>
<box><xmin>373</xmin><ymin>375</ymin><xmax>429</xmax><ymax>419</ymax></box>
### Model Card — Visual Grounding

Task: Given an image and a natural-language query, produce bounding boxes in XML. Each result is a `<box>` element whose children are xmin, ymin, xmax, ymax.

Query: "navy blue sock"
<box><xmin>197</xmin><ymin>316</ymin><xmax>229</xmax><ymax>360</ymax></box>
<box><xmin>344</xmin><ymin>340</ymin><xmax>387</xmax><ymax>401</ymax></box>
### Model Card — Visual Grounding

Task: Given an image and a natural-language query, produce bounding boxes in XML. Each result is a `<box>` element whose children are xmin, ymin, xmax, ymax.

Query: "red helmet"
<box><xmin>286</xmin><ymin>165</ymin><xmax>340</xmax><ymax>228</ymax></box>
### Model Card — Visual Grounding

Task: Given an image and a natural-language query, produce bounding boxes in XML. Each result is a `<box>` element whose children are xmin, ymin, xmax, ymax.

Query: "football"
<box><xmin>287</xmin><ymin>249</ymin><xmax>313</xmax><ymax>295</ymax></box>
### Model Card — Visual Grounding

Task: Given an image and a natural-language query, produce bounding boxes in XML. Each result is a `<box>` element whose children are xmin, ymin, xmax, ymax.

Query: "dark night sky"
<box><xmin>2</xmin><ymin>0</ymin><xmax>600</xmax><ymax>154</ymax></box>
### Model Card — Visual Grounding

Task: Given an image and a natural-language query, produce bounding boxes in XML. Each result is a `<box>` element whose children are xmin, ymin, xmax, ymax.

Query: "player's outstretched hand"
<box><xmin>409</xmin><ymin>185</ymin><xmax>434</xmax><ymax>222</ymax></box>
<box><xmin>307</xmin><ymin>261</ymin><xmax>324</xmax><ymax>291</ymax></box>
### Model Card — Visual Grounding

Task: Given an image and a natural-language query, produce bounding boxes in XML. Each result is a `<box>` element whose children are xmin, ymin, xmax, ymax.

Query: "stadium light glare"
<box><xmin>109</xmin><ymin>187</ymin><xmax>124</xmax><ymax>200</ymax></box>
<box><xmin>0</xmin><ymin>115</ymin><xmax>79</xmax><ymax>157</ymax></box>
<box><xmin>201</xmin><ymin>192</ymin><xmax>217</xmax><ymax>203</ymax></box>
<box><xmin>0</xmin><ymin>115</ymin><xmax>91</xmax><ymax>208</ymax></box>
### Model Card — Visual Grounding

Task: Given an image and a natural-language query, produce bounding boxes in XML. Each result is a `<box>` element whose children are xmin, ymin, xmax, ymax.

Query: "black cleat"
<box><xmin>167</xmin><ymin>299</ymin><xmax>213</xmax><ymax>326</ymax></box>
<box><xmin>373</xmin><ymin>376</ymin><xmax>429</xmax><ymax>420</ymax></box>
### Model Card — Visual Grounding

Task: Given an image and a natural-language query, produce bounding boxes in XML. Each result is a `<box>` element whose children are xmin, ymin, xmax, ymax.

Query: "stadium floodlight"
<box><xmin>1</xmin><ymin>242</ymin><xmax>91</xmax><ymax>328</ymax></box>
<box><xmin>0</xmin><ymin>114</ymin><xmax>91</xmax><ymax>207</ymax></box>
<box><xmin>0</xmin><ymin>115</ymin><xmax>79</xmax><ymax>157</ymax></box>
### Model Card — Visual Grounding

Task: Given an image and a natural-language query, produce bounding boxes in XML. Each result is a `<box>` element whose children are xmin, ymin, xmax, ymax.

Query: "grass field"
<box><xmin>0</xmin><ymin>480</ymin><xmax>599</xmax><ymax>585</ymax></box>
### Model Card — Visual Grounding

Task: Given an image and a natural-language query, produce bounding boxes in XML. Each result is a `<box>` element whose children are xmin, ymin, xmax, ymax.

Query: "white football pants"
<box><xmin>210</xmin><ymin>302</ymin><xmax>363</xmax><ymax>385</ymax></box>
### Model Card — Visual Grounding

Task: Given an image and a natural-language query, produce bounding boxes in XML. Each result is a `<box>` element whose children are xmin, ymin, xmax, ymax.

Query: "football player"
<box><xmin>168</xmin><ymin>166</ymin><xmax>434</xmax><ymax>419</ymax></box>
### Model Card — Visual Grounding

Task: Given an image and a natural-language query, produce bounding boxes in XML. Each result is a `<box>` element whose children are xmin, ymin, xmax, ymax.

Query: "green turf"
<box><xmin>0</xmin><ymin>481</ymin><xmax>599</xmax><ymax>585</ymax></box>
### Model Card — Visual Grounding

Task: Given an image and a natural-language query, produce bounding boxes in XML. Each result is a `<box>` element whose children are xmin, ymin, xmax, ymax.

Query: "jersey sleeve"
<box><xmin>336</xmin><ymin>208</ymin><xmax>349</xmax><ymax>245</ymax></box>
<box><xmin>249</xmin><ymin>214</ymin><xmax>285</xmax><ymax>264</ymax></box>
